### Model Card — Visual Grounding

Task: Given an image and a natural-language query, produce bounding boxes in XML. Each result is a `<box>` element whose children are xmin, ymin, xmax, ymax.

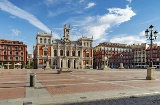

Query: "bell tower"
<box><xmin>63</xmin><ymin>24</ymin><xmax>70</xmax><ymax>42</ymax></box>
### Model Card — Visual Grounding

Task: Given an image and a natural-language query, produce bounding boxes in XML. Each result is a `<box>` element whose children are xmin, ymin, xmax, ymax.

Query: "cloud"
<box><xmin>85</xmin><ymin>3</ymin><xmax>96</xmax><ymax>9</ymax></box>
<box><xmin>11</xmin><ymin>29</ymin><xmax>21</xmax><ymax>36</ymax></box>
<box><xmin>75</xmin><ymin>5</ymin><xmax>135</xmax><ymax>39</ymax></box>
<box><xmin>79</xmin><ymin>0</ymin><xmax>84</xmax><ymax>3</ymax></box>
<box><xmin>126</xmin><ymin>0</ymin><xmax>132</xmax><ymax>3</ymax></box>
<box><xmin>47</xmin><ymin>0</ymin><xmax>85</xmax><ymax>17</ymax></box>
<box><xmin>44</xmin><ymin>0</ymin><xmax>72</xmax><ymax>6</ymax></box>
<box><xmin>10</xmin><ymin>15</ymin><xmax>16</xmax><ymax>18</ymax></box>
<box><xmin>110</xmin><ymin>35</ymin><xmax>146</xmax><ymax>45</ymax></box>
<box><xmin>139</xmin><ymin>31</ymin><xmax>145</xmax><ymax>36</ymax></box>
<box><xmin>52</xmin><ymin>28</ymin><xmax>63</xmax><ymax>30</ymax></box>
<box><xmin>0</xmin><ymin>0</ymin><xmax>51</xmax><ymax>33</ymax></box>
<box><xmin>44</xmin><ymin>0</ymin><xmax>60</xmax><ymax>5</ymax></box>
<box><xmin>66</xmin><ymin>5</ymin><xmax>136</xmax><ymax>46</ymax></box>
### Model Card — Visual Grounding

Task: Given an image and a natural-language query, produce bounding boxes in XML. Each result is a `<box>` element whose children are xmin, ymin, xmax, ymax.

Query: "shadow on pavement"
<box><xmin>62</xmin><ymin>94</ymin><xmax>160</xmax><ymax>105</ymax></box>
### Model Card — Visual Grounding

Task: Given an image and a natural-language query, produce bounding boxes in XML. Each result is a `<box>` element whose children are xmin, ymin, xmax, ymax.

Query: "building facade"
<box><xmin>0</xmin><ymin>39</ymin><xmax>27</xmax><ymax>69</ymax></box>
<box><xmin>131</xmin><ymin>43</ymin><xmax>149</xmax><ymax>68</ymax></box>
<box><xmin>34</xmin><ymin>24</ymin><xmax>93</xmax><ymax>69</ymax></box>
<box><xmin>146</xmin><ymin>44</ymin><xmax>160</xmax><ymax>68</ymax></box>
<box><xmin>93</xmin><ymin>42</ymin><xmax>133</xmax><ymax>69</ymax></box>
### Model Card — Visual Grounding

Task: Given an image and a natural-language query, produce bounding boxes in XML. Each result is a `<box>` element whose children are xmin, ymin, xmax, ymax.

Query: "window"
<box><xmin>21</xmin><ymin>47</ymin><xmax>23</xmax><ymax>50</ymax></box>
<box><xmin>78</xmin><ymin>51</ymin><xmax>80</xmax><ymax>57</ymax></box>
<box><xmin>84</xmin><ymin>42</ymin><xmax>85</xmax><ymax>46</ymax></box>
<box><xmin>44</xmin><ymin>60</ymin><xmax>46</xmax><ymax>64</ymax></box>
<box><xmin>10</xmin><ymin>56</ymin><xmax>13</xmax><ymax>60</ymax></box>
<box><xmin>21</xmin><ymin>52</ymin><xmax>23</xmax><ymax>56</ymax></box>
<box><xmin>40</xmin><ymin>38</ymin><xmax>42</xmax><ymax>43</ymax></box>
<box><xmin>10</xmin><ymin>51</ymin><xmax>12</xmax><ymax>55</ymax></box>
<box><xmin>90</xmin><ymin>42</ymin><xmax>92</xmax><ymax>47</ymax></box>
<box><xmin>53</xmin><ymin>59</ymin><xmax>57</xmax><ymax>65</ymax></box>
<box><xmin>60</xmin><ymin>50</ymin><xmax>63</xmax><ymax>56</ymax></box>
<box><xmin>72</xmin><ymin>51</ymin><xmax>75</xmax><ymax>56</ymax></box>
<box><xmin>86</xmin><ymin>53</ymin><xmax>89</xmax><ymax>57</ymax></box>
<box><xmin>66</xmin><ymin>51</ymin><xmax>69</xmax><ymax>56</ymax></box>
<box><xmin>44</xmin><ymin>38</ymin><xmax>46</xmax><ymax>43</ymax></box>
<box><xmin>44</xmin><ymin>51</ymin><xmax>48</xmax><ymax>56</ymax></box>
<box><xmin>15</xmin><ymin>46</ymin><xmax>18</xmax><ymax>50</ymax></box>
<box><xmin>48</xmin><ymin>39</ymin><xmax>50</xmax><ymax>44</ymax></box>
<box><xmin>4</xmin><ymin>56</ymin><xmax>7</xmax><ymax>60</ymax></box>
<box><xmin>54</xmin><ymin>50</ymin><xmax>57</xmax><ymax>56</ymax></box>
<box><xmin>21</xmin><ymin>57</ymin><xmax>23</xmax><ymax>61</ymax></box>
<box><xmin>87</xmin><ymin>42</ymin><xmax>88</xmax><ymax>46</ymax></box>
<box><xmin>16</xmin><ymin>52</ymin><xmax>18</xmax><ymax>55</ymax></box>
<box><xmin>16</xmin><ymin>57</ymin><xmax>18</xmax><ymax>61</ymax></box>
<box><xmin>86</xmin><ymin>60</ymin><xmax>89</xmax><ymax>64</ymax></box>
<box><xmin>4</xmin><ymin>45</ymin><xmax>7</xmax><ymax>49</ymax></box>
<box><xmin>9</xmin><ymin>46</ymin><xmax>12</xmax><ymax>50</ymax></box>
<box><xmin>4</xmin><ymin>51</ymin><xmax>6</xmax><ymax>55</ymax></box>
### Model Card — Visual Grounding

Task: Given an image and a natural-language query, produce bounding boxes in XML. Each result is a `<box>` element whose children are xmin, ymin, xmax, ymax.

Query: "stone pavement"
<box><xmin>0</xmin><ymin>69</ymin><xmax>160</xmax><ymax>105</ymax></box>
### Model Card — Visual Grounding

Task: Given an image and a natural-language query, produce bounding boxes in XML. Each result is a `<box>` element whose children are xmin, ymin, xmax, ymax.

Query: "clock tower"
<box><xmin>63</xmin><ymin>24</ymin><xmax>70</xmax><ymax>42</ymax></box>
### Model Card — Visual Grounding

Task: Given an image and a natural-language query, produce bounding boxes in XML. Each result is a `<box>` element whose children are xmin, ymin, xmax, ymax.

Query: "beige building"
<box><xmin>33</xmin><ymin>24</ymin><xmax>93</xmax><ymax>70</ymax></box>
<box><xmin>131</xmin><ymin>43</ymin><xmax>149</xmax><ymax>68</ymax></box>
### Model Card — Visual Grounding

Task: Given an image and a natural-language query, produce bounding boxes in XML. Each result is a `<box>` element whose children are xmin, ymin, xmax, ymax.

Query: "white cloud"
<box><xmin>10</xmin><ymin>15</ymin><xmax>16</xmax><ymax>18</ymax></box>
<box><xmin>45</xmin><ymin>0</ymin><xmax>72</xmax><ymax>6</ymax></box>
<box><xmin>44</xmin><ymin>0</ymin><xmax>59</xmax><ymax>5</ymax></box>
<box><xmin>110</xmin><ymin>36</ymin><xmax>146</xmax><ymax>45</ymax></box>
<box><xmin>85</xmin><ymin>5</ymin><xmax>135</xmax><ymax>40</ymax></box>
<box><xmin>85</xmin><ymin>3</ymin><xmax>96</xmax><ymax>9</ymax></box>
<box><xmin>126</xmin><ymin>0</ymin><xmax>132</xmax><ymax>3</ymax></box>
<box><xmin>66</xmin><ymin>5</ymin><xmax>136</xmax><ymax>46</ymax></box>
<box><xmin>139</xmin><ymin>30</ymin><xmax>145</xmax><ymax>36</ymax></box>
<box><xmin>11</xmin><ymin>29</ymin><xmax>21</xmax><ymax>36</ymax></box>
<box><xmin>0</xmin><ymin>0</ymin><xmax>51</xmax><ymax>33</ymax></box>
<box><xmin>80</xmin><ymin>0</ymin><xmax>84</xmax><ymax>3</ymax></box>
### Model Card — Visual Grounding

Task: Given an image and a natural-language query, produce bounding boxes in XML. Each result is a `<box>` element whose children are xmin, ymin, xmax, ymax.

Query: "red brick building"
<box><xmin>146</xmin><ymin>44</ymin><xmax>160</xmax><ymax>68</ymax></box>
<box><xmin>93</xmin><ymin>42</ymin><xmax>133</xmax><ymax>69</ymax></box>
<box><xmin>0</xmin><ymin>39</ymin><xmax>27</xmax><ymax>69</ymax></box>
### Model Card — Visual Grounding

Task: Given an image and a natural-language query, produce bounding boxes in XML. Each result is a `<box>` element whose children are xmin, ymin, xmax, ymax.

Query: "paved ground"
<box><xmin>0</xmin><ymin>68</ymin><xmax>160</xmax><ymax>105</ymax></box>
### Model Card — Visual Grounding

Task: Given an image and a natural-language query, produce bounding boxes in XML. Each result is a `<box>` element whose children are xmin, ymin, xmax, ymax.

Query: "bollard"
<box><xmin>30</xmin><ymin>73</ymin><xmax>36</xmax><ymax>87</ymax></box>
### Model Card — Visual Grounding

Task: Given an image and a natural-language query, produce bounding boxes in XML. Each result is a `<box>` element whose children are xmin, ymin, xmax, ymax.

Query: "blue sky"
<box><xmin>0</xmin><ymin>0</ymin><xmax>160</xmax><ymax>54</ymax></box>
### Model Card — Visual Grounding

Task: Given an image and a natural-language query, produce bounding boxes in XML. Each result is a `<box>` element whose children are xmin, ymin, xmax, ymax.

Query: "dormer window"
<box><xmin>48</xmin><ymin>39</ymin><xmax>50</xmax><ymax>44</ymax></box>
<box><xmin>40</xmin><ymin>38</ymin><xmax>42</xmax><ymax>43</ymax></box>
<box><xmin>44</xmin><ymin>38</ymin><xmax>46</xmax><ymax>43</ymax></box>
<box><xmin>60</xmin><ymin>50</ymin><xmax>63</xmax><ymax>56</ymax></box>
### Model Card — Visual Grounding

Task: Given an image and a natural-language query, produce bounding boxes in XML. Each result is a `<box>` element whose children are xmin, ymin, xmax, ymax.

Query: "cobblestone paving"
<box><xmin>32</xmin><ymin>69</ymin><xmax>160</xmax><ymax>95</ymax></box>
<box><xmin>63</xmin><ymin>94</ymin><xmax>160</xmax><ymax>105</ymax></box>
<box><xmin>1</xmin><ymin>68</ymin><xmax>160</xmax><ymax>104</ymax></box>
<box><xmin>0</xmin><ymin>70</ymin><xmax>26</xmax><ymax>100</ymax></box>
<box><xmin>47</xmin><ymin>83</ymin><xmax>131</xmax><ymax>95</ymax></box>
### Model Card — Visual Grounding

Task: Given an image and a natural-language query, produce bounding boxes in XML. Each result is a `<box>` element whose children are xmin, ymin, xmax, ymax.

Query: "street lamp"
<box><xmin>119</xmin><ymin>53</ymin><xmax>124</xmax><ymax>69</ymax></box>
<box><xmin>120</xmin><ymin>53</ymin><xmax>123</xmax><ymax>63</ymax></box>
<box><xmin>145</xmin><ymin>25</ymin><xmax>158</xmax><ymax>80</ymax></box>
<box><xmin>145</xmin><ymin>25</ymin><xmax>158</xmax><ymax>67</ymax></box>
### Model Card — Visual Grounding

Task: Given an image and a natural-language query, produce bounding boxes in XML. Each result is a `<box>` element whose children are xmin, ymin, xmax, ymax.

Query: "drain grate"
<box><xmin>80</xmin><ymin>96</ymin><xmax>87</xmax><ymax>99</ymax></box>
<box><xmin>23</xmin><ymin>101</ymin><xmax>32</xmax><ymax>105</ymax></box>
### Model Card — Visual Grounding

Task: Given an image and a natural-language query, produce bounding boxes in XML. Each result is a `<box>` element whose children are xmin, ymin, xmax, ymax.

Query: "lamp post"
<box><xmin>145</xmin><ymin>25</ymin><xmax>158</xmax><ymax>80</ymax></box>
<box><xmin>119</xmin><ymin>53</ymin><xmax>124</xmax><ymax>69</ymax></box>
<box><xmin>102</xmin><ymin>47</ymin><xmax>109</xmax><ymax>70</ymax></box>
<box><xmin>44</xmin><ymin>46</ymin><xmax>50</xmax><ymax>70</ymax></box>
